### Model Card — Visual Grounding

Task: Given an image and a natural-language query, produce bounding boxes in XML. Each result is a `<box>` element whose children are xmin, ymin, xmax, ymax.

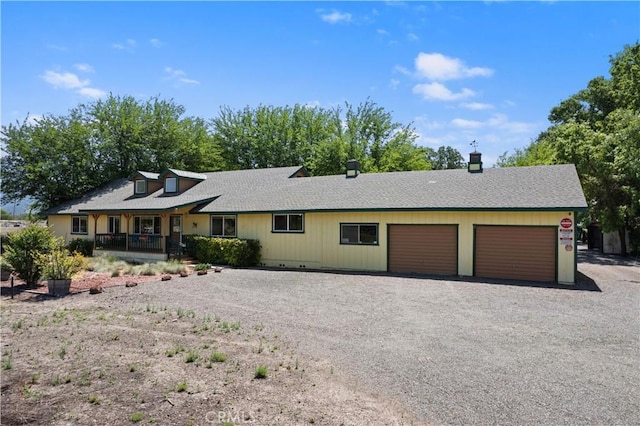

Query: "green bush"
<box><xmin>3</xmin><ymin>225</ymin><xmax>56</xmax><ymax>286</ymax></box>
<box><xmin>188</xmin><ymin>236</ymin><xmax>261</xmax><ymax>267</ymax></box>
<box><xmin>67</xmin><ymin>238</ymin><xmax>94</xmax><ymax>257</ymax></box>
<box><xmin>37</xmin><ymin>238</ymin><xmax>86</xmax><ymax>280</ymax></box>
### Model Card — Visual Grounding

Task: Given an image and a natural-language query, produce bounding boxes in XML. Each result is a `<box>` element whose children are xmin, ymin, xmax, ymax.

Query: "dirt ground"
<box><xmin>0</xmin><ymin>272</ymin><xmax>416</xmax><ymax>426</ymax></box>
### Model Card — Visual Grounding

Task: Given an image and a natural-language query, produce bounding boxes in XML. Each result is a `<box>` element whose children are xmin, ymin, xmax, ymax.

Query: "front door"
<box><xmin>170</xmin><ymin>215</ymin><xmax>182</xmax><ymax>243</ymax></box>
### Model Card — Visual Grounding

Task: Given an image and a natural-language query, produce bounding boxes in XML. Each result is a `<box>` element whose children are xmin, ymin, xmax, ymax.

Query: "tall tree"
<box><xmin>428</xmin><ymin>146</ymin><xmax>466</xmax><ymax>170</ymax></box>
<box><xmin>213</xmin><ymin>99</ymin><xmax>431</xmax><ymax>175</ymax></box>
<box><xmin>1</xmin><ymin>94</ymin><xmax>222</xmax><ymax>211</ymax></box>
<box><xmin>498</xmin><ymin>43</ymin><xmax>640</xmax><ymax>255</ymax></box>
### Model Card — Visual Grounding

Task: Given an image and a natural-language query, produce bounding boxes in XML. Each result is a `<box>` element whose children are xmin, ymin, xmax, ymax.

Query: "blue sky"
<box><xmin>2</xmin><ymin>1</ymin><xmax>639</xmax><ymax>170</ymax></box>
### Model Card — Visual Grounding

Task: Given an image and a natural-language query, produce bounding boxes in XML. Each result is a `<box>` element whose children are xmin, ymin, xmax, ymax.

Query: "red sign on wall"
<box><xmin>560</xmin><ymin>217</ymin><xmax>573</xmax><ymax>229</ymax></box>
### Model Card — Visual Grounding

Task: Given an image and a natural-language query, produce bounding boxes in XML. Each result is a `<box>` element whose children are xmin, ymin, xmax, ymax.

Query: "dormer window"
<box><xmin>135</xmin><ymin>179</ymin><xmax>146</xmax><ymax>194</ymax></box>
<box><xmin>165</xmin><ymin>177</ymin><xmax>177</xmax><ymax>193</ymax></box>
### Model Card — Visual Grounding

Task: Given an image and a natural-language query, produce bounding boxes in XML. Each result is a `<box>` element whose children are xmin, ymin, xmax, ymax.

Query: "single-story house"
<box><xmin>44</xmin><ymin>153</ymin><xmax>588</xmax><ymax>284</ymax></box>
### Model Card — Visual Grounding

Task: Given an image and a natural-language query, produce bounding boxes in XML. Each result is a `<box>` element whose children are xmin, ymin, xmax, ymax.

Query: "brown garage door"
<box><xmin>388</xmin><ymin>225</ymin><xmax>457</xmax><ymax>276</ymax></box>
<box><xmin>475</xmin><ymin>226</ymin><xmax>556</xmax><ymax>282</ymax></box>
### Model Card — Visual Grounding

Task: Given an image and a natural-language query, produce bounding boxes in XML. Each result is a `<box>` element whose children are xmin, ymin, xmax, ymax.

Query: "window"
<box><xmin>211</xmin><ymin>215</ymin><xmax>236</xmax><ymax>237</ymax></box>
<box><xmin>165</xmin><ymin>177</ymin><xmax>177</xmax><ymax>193</ymax></box>
<box><xmin>135</xmin><ymin>179</ymin><xmax>146</xmax><ymax>194</ymax></box>
<box><xmin>134</xmin><ymin>216</ymin><xmax>161</xmax><ymax>235</ymax></box>
<box><xmin>108</xmin><ymin>216</ymin><xmax>120</xmax><ymax>234</ymax></box>
<box><xmin>272</xmin><ymin>213</ymin><xmax>304</xmax><ymax>233</ymax></box>
<box><xmin>340</xmin><ymin>223</ymin><xmax>378</xmax><ymax>245</ymax></box>
<box><xmin>72</xmin><ymin>216</ymin><xmax>88</xmax><ymax>234</ymax></box>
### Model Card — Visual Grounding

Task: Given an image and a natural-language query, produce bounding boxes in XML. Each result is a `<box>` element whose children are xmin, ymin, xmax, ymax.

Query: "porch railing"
<box><xmin>128</xmin><ymin>234</ymin><xmax>163</xmax><ymax>253</ymax></box>
<box><xmin>95</xmin><ymin>233</ymin><xmax>127</xmax><ymax>251</ymax></box>
<box><xmin>94</xmin><ymin>233</ymin><xmax>170</xmax><ymax>254</ymax></box>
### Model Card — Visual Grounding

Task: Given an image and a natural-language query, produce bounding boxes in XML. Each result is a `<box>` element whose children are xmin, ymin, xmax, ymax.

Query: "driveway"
<box><xmin>114</xmin><ymin>247</ymin><xmax>639</xmax><ymax>425</ymax></box>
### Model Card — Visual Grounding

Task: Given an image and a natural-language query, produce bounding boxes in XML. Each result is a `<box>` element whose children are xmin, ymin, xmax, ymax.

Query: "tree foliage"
<box><xmin>1</xmin><ymin>94</ymin><xmax>221</xmax><ymax>211</ymax></box>
<box><xmin>498</xmin><ymin>43</ymin><xmax>640</xmax><ymax>255</ymax></box>
<box><xmin>427</xmin><ymin>146</ymin><xmax>466</xmax><ymax>170</ymax></box>
<box><xmin>212</xmin><ymin>99</ymin><xmax>431</xmax><ymax>175</ymax></box>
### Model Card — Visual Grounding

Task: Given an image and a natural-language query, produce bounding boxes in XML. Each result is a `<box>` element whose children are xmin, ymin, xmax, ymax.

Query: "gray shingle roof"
<box><xmin>136</xmin><ymin>171</ymin><xmax>160</xmax><ymax>180</ymax></box>
<box><xmin>162</xmin><ymin>169</ymin><xmax>207</xmax><ymax>181</ymax></box>
<box><xmin>44</xmin><ymin>164</ymin><xmax>587</xmax><ymax>215</ymax></box>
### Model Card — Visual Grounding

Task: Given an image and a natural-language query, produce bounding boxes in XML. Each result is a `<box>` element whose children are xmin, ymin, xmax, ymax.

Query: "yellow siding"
<box><xmin>49</xmin><ymin>209</ymin><xmax>578</xmax><ymax>284</ymax></box>
<box><xmin>236</xmin><ymin>210</ymin><xmax>577</xmax><ymax>284</ymax></box>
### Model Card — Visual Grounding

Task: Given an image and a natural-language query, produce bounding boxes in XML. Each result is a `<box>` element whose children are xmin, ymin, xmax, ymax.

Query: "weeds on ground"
<box><xmin>254</xmin><ymin>365</ymin><xmax>268</xmax><ymax>379</ymax></box>
<box><xmin>88</xmin><ymin>257</ymin><xmax>187</xmax><ymax>277</ymax></box>
<box><xmin>130</xmin><ymin>412</ymin><xmax>144</xmax><ymax>423</ymax></box>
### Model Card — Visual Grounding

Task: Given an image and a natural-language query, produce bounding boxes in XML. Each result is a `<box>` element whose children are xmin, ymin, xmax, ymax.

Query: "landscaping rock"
<box><xmin>179</xmin><ymin>271</ymin><xmax>189</xmax><ymax>278</ymax></box>
<box><xmin>161</xmin><ymin>275</ymin><xmax>172</xmax><ymax>281</ymax></box>
<box><xmin>197</xmin><ymin>270</ymin><xmax>208</xmax><ymax>276</ymax></box>
<box><xmin>214</xmin><ymin>267</ymin><xmax>223</xmax><ymax>273</ymax></box>
<box><xmin>125</xmin><ymin>281</ymin><xmax>138</xmax><ymax>288</ymax></box>
<box><xmin>89</xmin><ymin>286</ymin><xmax>103</xmax><ymax>294</ymax></box>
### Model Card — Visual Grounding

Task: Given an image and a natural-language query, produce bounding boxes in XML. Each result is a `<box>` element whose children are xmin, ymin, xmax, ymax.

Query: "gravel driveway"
<box><xmin>107</xmin><ymin>246</ymin><xmax>639</xmax><ymax>425</ymax></box>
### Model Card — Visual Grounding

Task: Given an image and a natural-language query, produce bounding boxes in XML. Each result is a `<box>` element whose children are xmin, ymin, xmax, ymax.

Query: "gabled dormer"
<box><xmin>158</xmin><ymin>169</ymin><xmax>207</xmax><ymax>195</ymax></box>
<box><xmin>131</xmin><ymin>171</ymin><xmax>161</xmax><ymax>196</ymax></box>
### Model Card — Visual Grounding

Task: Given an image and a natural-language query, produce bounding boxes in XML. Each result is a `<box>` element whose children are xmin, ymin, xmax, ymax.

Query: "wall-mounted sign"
<box><xmin>560</xmin><ymin>217</ymin><xmax>573</xmax><ymax>229</ymax></box>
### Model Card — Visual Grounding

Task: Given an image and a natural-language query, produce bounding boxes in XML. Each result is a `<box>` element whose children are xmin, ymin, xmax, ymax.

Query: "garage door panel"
<box><xmin>475</xmin><ymin>226</ymin><xmax>556</xmax><ymax>282</ymax></box>
<box><xmin>389</xmin><ymin>225</ymin><xmax>457</xmax><ymax>276</ymax></box>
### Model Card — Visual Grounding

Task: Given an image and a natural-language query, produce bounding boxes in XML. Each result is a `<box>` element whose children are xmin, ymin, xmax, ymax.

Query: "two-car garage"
<box><xmin>388</xmin><ymin>224</ymin><xmax>558</xmax><ymax>283</ymax></box>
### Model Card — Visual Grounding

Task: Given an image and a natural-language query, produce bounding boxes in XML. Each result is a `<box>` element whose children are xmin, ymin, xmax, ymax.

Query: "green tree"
<box><xmin>213</xmin><ymin>99</ymin><xmax>430</xmax><ymax>175</ymax></box>
<box><xmin>1</xmin><ymin>94</ymin><xmax>222</xmax><ymax>212</ymax></box>
<box><xmin>498</xmin><ymin>43</ymin><xmax>640</xmax><ymax>255</ymax></box>
<box><xmin>0</xmin><ymin>209</ymin><xmax>12</xmax><ymax>220</ymax></box>
<box><xmin>428</xmin><ymin>146</ymin><xmax>466</xmax><ymax>170</ymax></box>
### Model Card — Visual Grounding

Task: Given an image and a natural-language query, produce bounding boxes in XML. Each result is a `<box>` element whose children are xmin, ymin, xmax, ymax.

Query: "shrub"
<box><xmin>37</xmin><ymin>239</ymin><xmax>86</xmax><ymax>280</ymax></box>
<box><xmin>189</xmin><ymin>236</ymin><xmax>261</xmax><ymax>267</ymax></box>
<box><xmin>67</xmin><ymin>238</ymin><xmax>94</xmax><ymax>257</ymax></box>
<box><xmin>3</xmin><ymin>225</ymin><xmax>56</xmax><ymax>286</ymax></box>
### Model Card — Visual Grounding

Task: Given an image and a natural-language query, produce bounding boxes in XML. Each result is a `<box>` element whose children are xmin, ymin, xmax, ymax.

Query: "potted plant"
<box><xmin>38</xmin><ymin>240</ymin><xmax>86</xmax><ymax>296</ymax></box>
<box><xmin>0</xmin><ymin>255</ymin><xmax>13</xmax><ymax>281</ymax></box>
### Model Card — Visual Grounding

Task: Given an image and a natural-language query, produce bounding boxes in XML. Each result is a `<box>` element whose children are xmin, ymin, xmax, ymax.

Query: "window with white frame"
<box><xmin>134</xmin><ymin>179</ymin><xmax>146</xmax><ymax>194</ymax></box>
<box><xmin>340</xmin><ymin>223</ymin><xmax>378</xmax><ymax>245</ymax></box>
<box><xmin>210</xmin><ymin>215</ymin><xmax>236</xmax><ymax>237</ymax></box>
<box><xmin>272</xmin><ymin>213</ymin><xmax>304</xmax><ymax>233</ymax></box>
<box><xmin>108</xmin><ymin>216</ymin><xmax>121</xmax><ymax>234</ymax></box>
<box><xmin>72</xmin><ymin>216</ymin><xmax>88</xmax><ymax>234</ymax></box>
<box><xmin>134</xmin><ymin>216</ymin><xmax>161</xmax><ymax>234</ymax></box>
<box><xmin>165</xmin><ymin>177</ymin><xmax>177</xmax><ymax>193</ymax></box>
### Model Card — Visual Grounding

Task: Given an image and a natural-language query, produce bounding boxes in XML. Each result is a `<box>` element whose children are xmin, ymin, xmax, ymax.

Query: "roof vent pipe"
<box><xmin>346</xmin><ymin>159</ymin><xmax>360</xmax><ymax>178</ymax></box>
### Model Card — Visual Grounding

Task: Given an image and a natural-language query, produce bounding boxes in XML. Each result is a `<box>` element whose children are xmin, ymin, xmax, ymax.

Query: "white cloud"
<box><xmin>74</xmin><ymin>63</ymin><xmax>94</xmax><ymax>73</ymax></box>
<box><xmin>113</xmin><ymin>39</ymin><xmax>136</xmax><ymax>51</ymax></box>
<box><xmin>407</xmin><ymin>33</ymin><xmax>419</xmax><ymax>41</ymax></box>
<box><xmin>452</xmin><ymin>118</ymin><xmax>483</xmax><ymax>129</ymax></box>
<box><xmin>414</xmin><ymin>52</ymin><xmax>493</xmax><ymax>81</ymax></box>
<box><xmin>77</xmin><ymin>87</ymin><xmax>107</xmax><ymax>98</ymax></box>
<box><xmin>319</xmin><ymin>10</ymin><xmax>352</xmax><ymax>24</ymax></box>
<box><xmin>164</xmin><ymin>67</ymin><xmax>200</xmax><ymax>86</ymax></box>
<box><xmin>41</xmin><ymin>69</ymin><xmax>106</xmax><ymax>99</ymax></box>
<box><xmin>389</xmin><ymin>78</ymin><xmax>400</xmax><ymax>90</ymax></box>
<box><xmin>377</xmin><ymin>29</ymin><xmax>390</xmax><ymax>36</ymax></box>
<box><xmin>150</xmin><ymin>38</ymin><xmax>163</xmax><ymax>48</ymax></box>
<box><xmin>41</xmin><ymin>71</ymin><xmax>88</xmax><ymax>89</ymax></box>
<box><xmin>412</xmin><ymin>82</ymin><xmax>475</xmax><ymax>101</ymax></box>
<box><xmin>393</xmin><ymin>65</ymin><xmax>412</xmax><ymax>76</ymax></box>
<box><xmin>46</xmin><ymin>44</ymin><xmax>68</xmax><ymax>51</ymax></box>
<box><xmin>460</xmin><ymin>102</ymin><xmax>494</xmax><ymax>110</ymax></box>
